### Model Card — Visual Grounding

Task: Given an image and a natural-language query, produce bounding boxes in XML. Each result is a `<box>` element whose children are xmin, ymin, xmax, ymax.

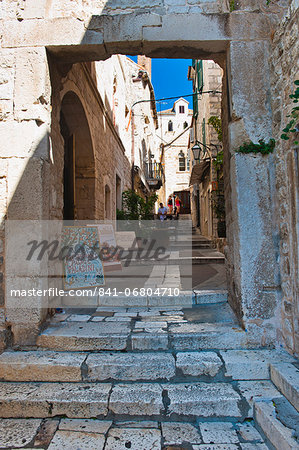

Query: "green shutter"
<box><xmin>197</xmin><ymin>60</ymin><xmax>203</xmax><ymax>93</ymax></box>
<box><xmin>192</xmin><ymin>60</ymin><xmax>203</xmax><ymax>119</ymax></box>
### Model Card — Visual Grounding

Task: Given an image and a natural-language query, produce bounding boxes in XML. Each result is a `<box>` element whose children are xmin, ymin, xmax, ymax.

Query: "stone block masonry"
<box><xmin>0</xmin><ymin>0</ymin><xmax>297</xmax><ymax>357</ymax></box>
<box><xmin>270</xmin><ymin>0</ymin><xmax>299</xmax><ymax>356</ymax></box>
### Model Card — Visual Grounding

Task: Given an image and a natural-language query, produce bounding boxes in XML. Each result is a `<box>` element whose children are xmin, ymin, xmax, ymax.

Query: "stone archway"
<box><xmin>0</xmin><ymin>3</ymin><xmax>287</xmax><ymax>347</ymax></box>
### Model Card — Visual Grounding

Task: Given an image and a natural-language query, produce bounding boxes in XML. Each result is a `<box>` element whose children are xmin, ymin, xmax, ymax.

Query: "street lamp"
<box><xmin>192</xmin><ymin>142</ymin><xmax>201</xmax><ymax>162</ymax></box>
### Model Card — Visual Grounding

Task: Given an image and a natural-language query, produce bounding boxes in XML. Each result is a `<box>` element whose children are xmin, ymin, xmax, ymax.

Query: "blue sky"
<box><xmin>128</xmin><ymin>57</ymin><xmax>193</xmax><ymax>110</ymax></box>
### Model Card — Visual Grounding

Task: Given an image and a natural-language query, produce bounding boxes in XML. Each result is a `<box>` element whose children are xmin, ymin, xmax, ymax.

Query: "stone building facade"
<box><xmin>0</xmin><ymin>51</ymin><xmax>159</xmax><ymax>345</ymax></box>
<box><xmin>189</xmin><ymin>60</ymin><xmax>223</xmax><ymax>239</ymax></box>
<box><xmin>0</xmin><ymin>0</ymin><xmax>298</xmax><ymax>356</ymax></box>
<box><xmin>269</xmin><ymin>0</ymin><xmax>299</xmax><ymax>355</ymax></box>
<box><xmin>158</xmin><ymin>98</ymin><xmax>192</xmax><ymax>209</ymax></box>
<box><xmin>95</xmin><ymin>55</ymin><xmax>159</xmax><ymax>200</ymax></box>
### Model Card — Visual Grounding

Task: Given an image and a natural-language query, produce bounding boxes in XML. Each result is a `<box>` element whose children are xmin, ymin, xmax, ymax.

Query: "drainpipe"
<box><xmin>194</xmin><ymin>117</ymin><xmax>201</xmax><ymax>229</ymax></box>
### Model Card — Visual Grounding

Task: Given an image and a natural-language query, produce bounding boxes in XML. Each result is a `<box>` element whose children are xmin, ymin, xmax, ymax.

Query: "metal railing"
<box><xmin>145</xmin><ymin>162</ymin><xmax>163</xmax><ymax>180</ymax></box>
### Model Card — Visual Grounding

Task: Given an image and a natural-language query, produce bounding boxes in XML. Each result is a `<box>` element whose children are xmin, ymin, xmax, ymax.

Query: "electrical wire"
<box><xmin>131</xmin><ymin>90</ymin><xmax>222</xmax><ymax>109</ymax></box>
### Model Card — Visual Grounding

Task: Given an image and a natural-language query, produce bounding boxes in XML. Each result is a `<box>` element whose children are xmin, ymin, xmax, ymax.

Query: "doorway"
<box><xmin>60</xmin><ymin>91</ymin><xmax>96</xmax><ymax>221</ymax></box>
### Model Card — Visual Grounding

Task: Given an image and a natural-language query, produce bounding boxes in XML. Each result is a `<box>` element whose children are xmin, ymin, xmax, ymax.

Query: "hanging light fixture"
<box><xmin>192</xmin><ymin>142</ymin><xmax>201</xmax><ymax>161</ymax></box>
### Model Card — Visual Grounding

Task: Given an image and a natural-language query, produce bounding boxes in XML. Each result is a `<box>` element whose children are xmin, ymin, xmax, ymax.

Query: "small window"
<box><xmin>179</xmin><ymin>156</ymin><xmax>186</xmax><ymax>172</ymax></box>
<box><xmin>168</xmin><ymin>120</ymin><xmax>173</xmax><ymax>132</ymax></box>
<box><xmin>179</xmin><ymin>105</ymin><xmax>185</xmax><ymax>114</ymax></box>
<box><xmin>183</xmin><ymin>121</ymin><xmax>188</xmax><ymax>129</ymax></box>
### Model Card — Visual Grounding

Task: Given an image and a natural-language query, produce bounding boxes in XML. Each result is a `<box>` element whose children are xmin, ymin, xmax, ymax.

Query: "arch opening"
<box><xmin>60</xmin><ymin>91</ymin><xmax>96</xmax><ymax>220</ymax></box>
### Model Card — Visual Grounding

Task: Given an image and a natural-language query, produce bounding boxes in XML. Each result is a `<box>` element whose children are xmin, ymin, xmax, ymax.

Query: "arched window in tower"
<box><xmin>168</xmin><ymin>120</ymin><xmax>173</xmax><ymax>132</ymax></box>
<box><xmin>183</xmin><ymin>121</ymin><xmax>188</xmax><ymax>129</ymax></box>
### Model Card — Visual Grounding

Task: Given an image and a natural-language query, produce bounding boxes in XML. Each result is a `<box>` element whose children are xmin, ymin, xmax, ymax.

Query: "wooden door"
<box><xmin>174</xmin><ymin>190</ymin><xmax>191</xmax><ymax>214</ymax></box>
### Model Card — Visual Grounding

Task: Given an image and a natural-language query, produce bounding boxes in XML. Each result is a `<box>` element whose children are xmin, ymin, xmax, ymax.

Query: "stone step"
<box><xmin>0</xmin><ymin>350</ymin><xmax>224</xmax><ymax>382</ymax></box>
<box><xmin>37</xmin><ymin>321</ymin><xmax>249</xmax><ymax>352</ymax></box>
<box><xmin>220</xmin><ymin>350</ymin><xmax>296</xmax><ymax>381</ymax></box>
<box><xmin>0</xmin><ymin>381</ymin><xmax>244</xmax><ymax>419</ymax></box>
<box><xmin>168</xmin><ymin>322</ymin><xmax>248</xmax><ymax>351</ymax></box>
<box><xmin>254</xmin><ymin>398</ymin><xmax>299</xmax><ymax>450</ymax></box>
<box><xmin>193</xmin><ymin>289</ymin><xmax>228</xmax><ymax>304</ymax></box>
<box><xmin>37</xmin><ymin>322</ymin><xmax>131</xmax><ymax>352</ymax></box>
<box><xmin>97</xmin><ymin>292</ymin><xmax>193</xmax><ymax>308</ymax></box>
<box><xmin>270</xmin><ymin>362</ymin><xmax>299</xmax><ymax>412</ymax></box>
<box><xmin>128</xmin><ymin>256</ymin><xmax>225</xmax><ymax>265</ymax></box>
<box><xmin>0</xmin><ymin>418</ymin><xmax>268</xmax><ymax>449</ymax></box>
<box><xmin>169</xmin><ymin>242</ymin><xmax>212</xmax><ymax>249</ymax></box>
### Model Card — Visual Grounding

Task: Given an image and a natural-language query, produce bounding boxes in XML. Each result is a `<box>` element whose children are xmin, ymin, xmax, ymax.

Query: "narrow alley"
<box><xmin>0</xmin><ymin>1</ymin><xmax>298</xmax><ymax>449</ymax></box>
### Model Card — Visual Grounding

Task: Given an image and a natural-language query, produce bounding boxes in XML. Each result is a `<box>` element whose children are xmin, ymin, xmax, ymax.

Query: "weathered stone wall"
<box><xmin>269</xmin><ymin>0</ymin><xmax>299</xmax><ymax>355</ymax></box>
<box><xmin>49</xmin><ymin>59</ymin><xmax>131</xmax><ymax>221</ymax></box>
<box><xmin>0</xmin><ymin>47</ymin><xmax>52</xmax><ymax>345</ymax></box>
<box><xmin>0</xmin><ymin>0</ymin><xmax>294</xmax><ymax>347</ymax></box>
<box><xmin>191</xmin><ymin>60</ymin><xmax>223</xmax><ymax>239</ymax></box>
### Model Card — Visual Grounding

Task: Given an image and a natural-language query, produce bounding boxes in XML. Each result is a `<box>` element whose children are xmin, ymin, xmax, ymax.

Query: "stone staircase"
<box><xmin>0</xmin><ymin>217</ymin><xmax>297</xmax><ymax>448</ymax></box>
<box><xmin>254</xmin><ymin>361</ymin><xmax>299</xmax><ymax>449</ymax></box>
<box><xmin>0</xmin><ymin>303</ymin><xmax>298</xmax><ymax>449</ymax></box>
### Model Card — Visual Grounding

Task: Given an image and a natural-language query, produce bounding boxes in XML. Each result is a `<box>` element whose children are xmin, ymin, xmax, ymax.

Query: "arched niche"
<box><xmin>60</xmin><ymin>91</ymin><xmax>96</xmax><ymax>220</ymax></box>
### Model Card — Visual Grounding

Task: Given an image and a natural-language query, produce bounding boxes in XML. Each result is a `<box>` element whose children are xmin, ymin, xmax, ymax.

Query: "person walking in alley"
<box><xmin>175</xmin><ymin>195</ymin><xmax>181</xmax><ymax>216</ymax></box>
<box><xmin>167</xmin><ymin>195</ymin><xmax>173</xmax><ymax>214</ymax></box>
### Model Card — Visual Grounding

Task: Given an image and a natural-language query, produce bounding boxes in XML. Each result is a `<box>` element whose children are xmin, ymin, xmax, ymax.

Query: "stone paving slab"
<box><xmin>0</xmin><ymin>418</ymin><xmax>270</xmax><ymax>449</ymax></box>
<box><xmin>239</xmin><ymin>443</ymin><xmax>269</xmax><ymax>449</ymax></box>
<box><xmin>0</xmin><ymin>351</ymin><xmax>86</xmax><ymax>382</ymax></box>
<box><xmin>59</xmin><ymin>418</ymin><xmax>112</xmax><ymax>434</ymax></box>
<box><xmin>66</xmin><ymin>314</ymin><xmax>91</xmax><ymax>322</ymax></box>
<box><xmin>194</xmin><ymin>290</ymin><xmax>228</xmax><ymax>304</ymax></box>
<box><xmin>0</xmin><ymin>382</ymin><xmax>111</xmax><ymax>418</ymax></box>
<box><xmin>176</xmin><ymin>351</ymin><xmax>222</xmax><ymax>377</ymax></box>
<box><xmin>193</xmin><ymin>445</ymin><xmax>239</xmax><ymax>449</ymax></box>
<box><xmin>105</xmin><ymin>316</ymin><xmax>132</xmax><ymax>322</ymax></box>
<box><xmin>135</xmin><ymin>321</ymin><xmax>168</xmax><ymax>328</ymax></box>
<box><xmin>131</xmin><ymin>332</ymin><xmax>169</xmax><ymax>351</ymax></box>
<box><xmin>105</xmin><ymin>427</ymin><xmax>161</xmax><ymax>449</ymax></box>
<box><xmin>109</xmin><ymin>383</ymin><xmax>163</xmax><ymax>416</ymax></box>
<box><xmin>169</xmin><ymin>322</ymin><xmax>247</xmax><ymax>350</ymax></box>
<box><xmin>162</xmin><ymin>382</ymin><xmax>242</xmax><ymax>418</ymax></box>
<box><xmin>220</xmin><ymin>349</ymin><xmax>296</xmax><ymax>380</ymax></box>
<box><xmin>0</xmin><ymin>418</ymin><xmax>41</xmax><ymax>448</ymax></box>
<box><xmin>161</xmin><ymin>421</ymin><xmax>202</xmax><ymax>445</ymax></box>
<box><xmin>237</xmin><ymin>422</ymin><xmax>264</xmax><ymax>442</ymax></box>
<box><xmin>91</xmin><ymin>316</ymin><xmax>105</xmax><ymax>321</ymax></box>
<box><xmin>85</xmin><ymin>352</ymin><xmax>175</xmax><ymax>381</ymax></box>
<box><xmin>114</xmin><ymin>420</ymin><xmax>159</xmax><ymax>428</ymax></box>
<box><xmin>162</xmin><ymin>310</ymin><xmax>184</xmax><ymax>316</ymax></box>
<box><xmin>199</xmin><ymin>422</ymin><xmax>239</xmax><ymax>444</ymax></box>
<box><xmin>33</xmin><ymin>419</ymin><xmax>59</xmax><ymax>448</ymax></box>
<box><xmin>47</xmin><ymin>430</ymin><xmax>106</xmax><ymax>450</ymax></box>
<box><xmin>37</xmin><ymin>322</ymin><xmax>130</xmax><ymax>351</ymax></box>
<box><xmin>237</xmin><ymin>380</ymin><xmax>283</xmax><ymax>417</ymax></box>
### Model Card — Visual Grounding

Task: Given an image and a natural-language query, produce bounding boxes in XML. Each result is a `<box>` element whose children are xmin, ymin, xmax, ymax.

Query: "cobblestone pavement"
<box><xmin>0</xmin><ymin>417</ymin><xmax>270</xmax><ymax>449</ymax></box>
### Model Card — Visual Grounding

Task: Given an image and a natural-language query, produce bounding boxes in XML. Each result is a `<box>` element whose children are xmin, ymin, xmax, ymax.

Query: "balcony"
<box><xmin>145</xmin><ymin>162</ymin><xmax>163</xmax><ymax>189</ymax></box>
